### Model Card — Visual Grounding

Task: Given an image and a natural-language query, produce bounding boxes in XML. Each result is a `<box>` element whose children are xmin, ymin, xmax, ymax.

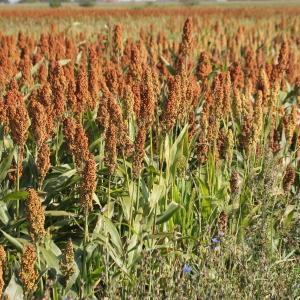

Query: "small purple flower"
<box><xmin>182</xmin><ymin>264</ymin><xmax>192</xmax><ymax>273</ymax></box>
<box><xmin>213</xmin><ymin>245</ymin><xmax>221</xmax><ymax>251</ymax></box>
<box><xmin>211</xmin><ymin>237</ymin><xmax>220</xmax><ymax>243</ymax></box>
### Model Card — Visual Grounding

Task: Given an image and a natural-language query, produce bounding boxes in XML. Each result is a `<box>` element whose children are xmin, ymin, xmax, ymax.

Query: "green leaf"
<box><xmin>0</xmin><ymin>148</ymin><xmax>14</xmax><ymax>184</ymax></box>
<box><xmin>119</xmin><ymin>196</ymin><xmax>132</xmax><ymax>221</ymax></box>
<box><xmin>93</xmin><ymin>236</ymin><xmax>128</xmax><ymax>275</ymax></box>
<box><xmin>45</xmin><ymin>210</ymin><xmax>76</xmax><ymax>217</ymax></box>
<box><xmin>46</xmin><ymin>239</ymin><xmax>62</xmax><ymax>256</ymax></box>
<box><xmin>97</xmin><ymin>215</ymin><xmax>123</xmax><ymax>255</ymax></box>
<box><xmin>15</xmin><ymin>71</ymin><xmax>22</xmax><ymax>80</ymax></box>
<box><xmin>281</xmin><ymin>205</ymin><xmax>295</xmax><ymax>227</ymax></box>
<box><xmin>44</xmin><ymin>169</ymin><xmax>77</xmax><ymax>194</ymax></box>
<box><xmin>156</xmin><ymin>202</ymin><xmax>181</xmax><ymax>225</ymax></box>
<box><xmin>0</xmin><ymin>190</ymin><xmax>28</xmax><ymax>202</ymax></box>
<box><xmin>149</xmin><ymin>181</ymin><xmax>165</xmax><ymax>211</ymax></box>
<box><xmin>0</xmin><ymin>229</ymin><xmax>24</xmax><ymax>250</ymax></box>
<box><xmin>65</xmin><ymin>260</ymin><xmax>80</xmax><ymax>291</ymax></box>
<box><xmin>165</xmin><ymin>125</ymin><xmax>188</xmax><ymax>179</ymax></box>
<box><xmin>0</xmin><ymin>201</ymin><xmax>10</xmax><ymax>225</ymax></box>
<box><xmin>58</xmin><ymin>59</ymin><xmax>71</xmax><ymax>66</ymax></box>
<box><xmin>3</xmin><ymin>273</ymin><xmax>24</xmax><ymax>300</ymax></box>
<box><xmin>160</xmin><ymin>55</ymin><xmax>176</xmax><ymax>75</ymax></box>
<box><xmin>31</xmin><ymin>59</ymin><xmax>44</xmax><ymax>75</ymax></box>
<box><xmin>76</xmin><ymin>51</ymin><xmax>82</xmax><ymax>65</ymax></box>
<box><xmin>39</xmin><ymin>245</ymin><xmax>60</xmax><ymax>269</ymax></box>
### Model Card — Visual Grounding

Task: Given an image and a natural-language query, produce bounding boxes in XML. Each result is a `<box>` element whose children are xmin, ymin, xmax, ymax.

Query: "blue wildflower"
<box><xmin>211</xmin><ymin>237</ymin><xmax>220</xmax><ymax>243</ymax></box>
<box><xmin>182</xmin><ymin>264</ymin><xmax>192</xmax><ymax>273</ymax></box>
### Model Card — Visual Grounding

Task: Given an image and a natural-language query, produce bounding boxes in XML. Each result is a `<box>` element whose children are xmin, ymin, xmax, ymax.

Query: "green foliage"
<box><xmin>49</xmin><ymin>0</ymin><xmax>62</xmax><ymax>8</ymax></box>
<box><xmin>0</xmin><ymin>8</ymin><xmax>300</xmax><ymax>299</ymax></box>
<box><xmin>78</xmin><ymin>0</ymin><xmax>96</xmax><ymax>7</ymax></box>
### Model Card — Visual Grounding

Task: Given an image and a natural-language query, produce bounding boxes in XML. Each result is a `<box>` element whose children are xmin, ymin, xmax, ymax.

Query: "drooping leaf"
<box><xmin>96</xmin><ymin>215</ymin><xmax>123</xmax><ymax>255</ymax></box>
<box><xmin>0</xmin><ymin>230</ymin><xmax>24</xmax><ymax>250</ymax></box>
<box><xmin>0</xmin><ymin>190</ymin><xmax>28</xmax><ymax>202</ymax></box>
<box><xmin>44</xmin><ymin>168</ymin><xmax>77</xmax><ymax>194</ymax></box>
<box><xmin>156</xmin><ymin>202</ymin><xmax>181</xmax><ymax>225</ymax></box>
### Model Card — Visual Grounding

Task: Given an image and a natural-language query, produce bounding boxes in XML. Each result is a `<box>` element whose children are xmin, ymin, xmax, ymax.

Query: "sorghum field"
<box><xmin>0</xmin><ymin>4</ymin><xmax>300</xmax><ymax>299</ymax></box>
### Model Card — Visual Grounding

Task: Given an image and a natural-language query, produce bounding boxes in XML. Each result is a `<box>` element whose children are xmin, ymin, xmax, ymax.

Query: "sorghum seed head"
<box><xmin>28</xmin><ymin>93</ymin><xmax>48</xmax><ymax>147</ymax></box>
<box><xmin>63</xmin><ymin>118</ymin><xmax>90</xmax><ymax>168</ymax></box>
<box><xmin>5</xmin><ymin>79</ymin><xmax>29</xmax><ymax>147</ymax></box>
<box><xmin>60</xmin><ymin>239</ymin><xmax>75</xmax><ymax>286</ymax></box>
<box><xmin>283</xmin><ymin>164</ymin><xmax>295</xmax><ymax>193</ymax></box>
<box><xmin>76</xmin><ymin>64</ymin><xmax>92</xmax><ymax>113</ymax></box>
<box><xmin>139</xmin><ymin>67</ymin><xmax>156</xmax><ymax>129</ymax></box>
<box><xmin>179</xmin><ymin>18</ymin><xmax>193</xmax><ymax>58</ymax></box>
<box><xmin>80</xmin><ymin>154</ymin><xmax>97</xmax><ymax>213</ymax></box>
<box><xmin>230</xmin><ymin>170</ymin><xmax>240</xmax><ymax>195</ymax></box>
<box><xmin>218</xmin><ymin>211</ymin><xmax>228</xmax><ymax>236</ymax></box>
<box><xmin>36</xmin><ymin>143</ymin><xmax>51</xmax><ymax>185</ymax></box>
<box><xmin>0</xmin><ymin>245</ymin><xmax>6</xmax><ymax>299</ymax></box>
<box><xmin>19</xmin><ymin>244</ymin><xmax>38</xmax><ymax>294</ymax></box>
<box><xmin>112</xmin><ymin>24</ymin><xmax>123</xmax><ymax>63</ymax></box>
<box><xmin>161</xmin><ymin>75</ymin><xmax>181</xmax><ymax>131</ymax></box>
<box><xmin>26</xmin><ymin>188</ymin><xmax>46</xmax><ymax>242</ymax></box>
<box><xmin>196</xmin><ymin>51</ymin><xmax>212</xmax><ymax>81</ymax></box>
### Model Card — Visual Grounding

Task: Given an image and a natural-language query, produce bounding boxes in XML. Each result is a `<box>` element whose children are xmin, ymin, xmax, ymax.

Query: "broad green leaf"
<box><xmin>0</xmin><ymin>230</ymin><xmax>23</xmax><ymax>250</ymax></box>
<box><xmin>39</xmin><ymin>245</ymin><xmax>60</xmax><ymax>269</ymax></box>
<box><xmin>44</xmin><ymin>169</ymin><xmax>77</xmax><ymax>194</ymax></box>
<box><xmin>98</xmin><ymin>215</ymin><xmax>123</xmax><ymax>255</ymax></box>
<box><xmin>45</xmin><ymin>210</ymin><xmax>76</xmax><ymax>217</ymax></box>
<box><xmin>46</xmin><ymin>239</ymin><xmax>62</xmax><ymax>256</ymax></box>
<box><xmin>170</xmin><ymin>124</ymin><xmax>188</xmax><ymax>165</ymax></box>
<box><xmin>92</xmin><ymin>233</ymin><xmax>128</xmax><ymax>275</ymax></box>
<box><xmin>0</xmin><ymin>190</ymin><xmax>28</xmax><ymax>202</ymax></box>
<box><xmin>0</xmin><ymin>202</ymin><xmax>9</xmax><ymax>225</ymax></box>
<box><xmin>156</xmin><ymin>202</ymin><xmax>181</xmax><ymax>225</ymax></box>
<box><xmin>120</xmin><ymin>196</ymin><xmax>132</xmax><ymax>221</ymax></box>
<box><xmin>149</xmin><ymin>182</ymin><xmax>165</xmax><ymax>210</ymax></box>
<box><xmin>89</xmin><ymin>137</ymin><xmax>102</xmax><ymax>152</ymax></box>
